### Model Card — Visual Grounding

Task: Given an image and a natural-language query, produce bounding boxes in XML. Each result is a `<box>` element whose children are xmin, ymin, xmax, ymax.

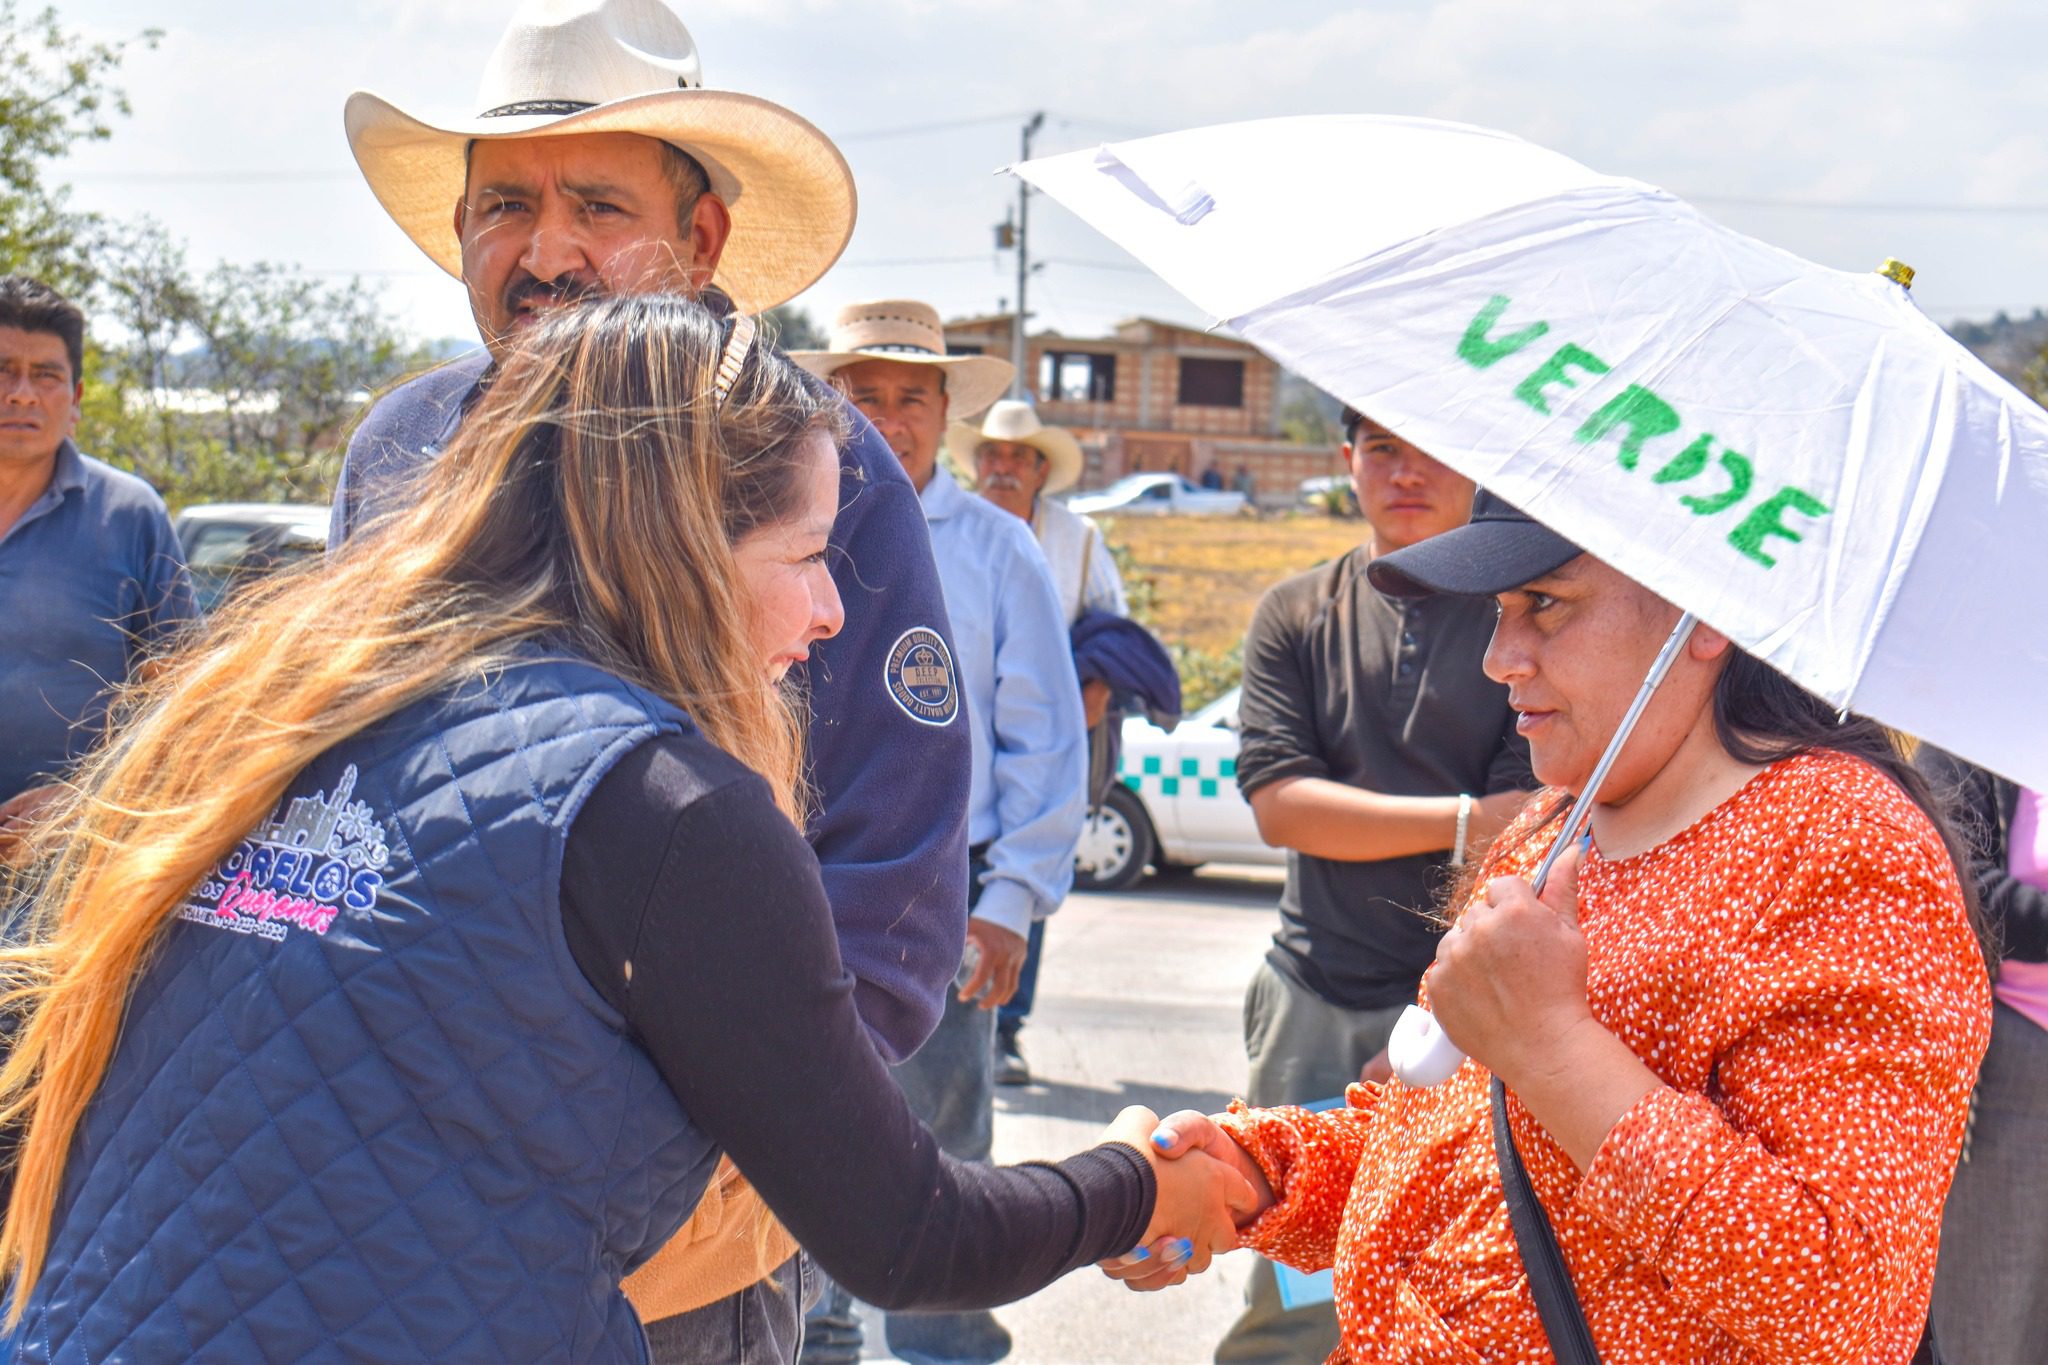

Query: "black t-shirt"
<box><xmin>1235</xmin><ymin>546</ymin><xmax>1536</xmax><ymax>1011</ymax></box>
<box><xmin>557</xmin><ymin>732</ymin><xmax>1152</xmax><ymax>1311</ymax></box>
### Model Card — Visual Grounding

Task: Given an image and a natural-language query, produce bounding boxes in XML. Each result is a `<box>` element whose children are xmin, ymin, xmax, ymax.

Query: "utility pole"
<box><xmin>1010</xmin><ymin>110</ymin><xmax>1045</xmax><ymax>399</ymax></box>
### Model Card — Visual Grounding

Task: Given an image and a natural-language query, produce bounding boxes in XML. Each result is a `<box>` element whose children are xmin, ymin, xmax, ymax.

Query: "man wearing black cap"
<box><xmin>1217</xmin><ymin>409</ymin><xmax>1536</xmax><ymax>1364</ymax></box>
<box><xmin>1363</xmin><ymin>486</ymin><xmax>1587</xmax><ymax>600</ymax></box>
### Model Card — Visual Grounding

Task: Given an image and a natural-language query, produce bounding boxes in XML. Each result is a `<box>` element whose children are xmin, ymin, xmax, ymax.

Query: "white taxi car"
<box><xmin>1073</xmin><ymin>686</ymin><xmax>1285</xmax><ymax>890</ymax></box>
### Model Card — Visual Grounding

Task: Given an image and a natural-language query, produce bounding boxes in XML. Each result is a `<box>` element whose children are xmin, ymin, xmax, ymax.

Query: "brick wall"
<box><xmin>1208</xmin><ymin>440</ymin><xmax>1347</xmax><ymax>505</ymax></box>
<box><xmin>943</xmin><ymin>316</ymin><xmax>1309</xmax><ymax>493</ymax></box>
<box><xmin>1078</xmin><ymin>431</ymin><xmax>1341</xmax><ymax>502</ymax></box>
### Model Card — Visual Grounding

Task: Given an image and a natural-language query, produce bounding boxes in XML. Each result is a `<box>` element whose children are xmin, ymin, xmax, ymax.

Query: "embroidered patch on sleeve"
<box><xmin>885</xmin><ymin>627</ymin><xmax>960</xmax><ymax>727</ymax></box>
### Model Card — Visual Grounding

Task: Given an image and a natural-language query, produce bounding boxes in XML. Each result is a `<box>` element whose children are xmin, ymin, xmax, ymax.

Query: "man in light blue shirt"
<box><xmin>1</xmin><ymin>276</ymin><xmax>195</xmax><ymax>855</ymax></box>
<box><xmin>912</xmin><ymin>463</ymin><xmax>1088</xmax><ymax>933</ymax></box>
<box><xmin>797</xmin><ymin>300</ymin><xmax>1085</xmax><ymax>1365</ymax></box>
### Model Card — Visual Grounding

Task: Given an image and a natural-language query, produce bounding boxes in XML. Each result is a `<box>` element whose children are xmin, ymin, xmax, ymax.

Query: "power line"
<box><xmin>65</xmin><ymin>169</ymin><xmax>356</xmax><ymax>183</ymax></box>
<box><xmin>1044</xmin><ymin>257</ymin><xmax>1155</xmax><ymax>274</ymax></box>
<box><xmin>830</xmin><ymin>254</ymin><xmax>1159</xmax><ymax>274</ymax></box>
<box><xmin>831</xmin><ymin>255</ymin><xmax>991</xmax><ymax>270</ymax></box>
<box><xmin>836</xmin><ymin>108</ymin><xmax>1146</xmax><ymax>142</ymax></box>
<box><xmin>62</xmin><ymin>159</ymin><xmax>2048</xmax><ymax>217</ymax></box>
<box><xmin>58</xmin><ymin>108</ymin><xmax>1149</xmax><ymax>184</ymax></box>
<box><xmin>157</xmin><ymin>254</ymin><xmax>1148</xmax><ymax>279</ymax></box>
<box><xmin>1049</xmin><ymin>113</ymin><xmax>1153</xmax><ymax>138</ymax></box>
<box><xmin>835</xmin><ymin>111</ymin><xmax>1031</xmax><ymax>142</ymax></box>
<box><xmin>57</xmin><ymin>120</ymin><xmax>1044</xmax><ymax>180</ymax></box>
<box><xmin>297</xmin><ymin>267</ymin><xmax>441</xmax><ymax>278</ymax></box>
<box><xmin>1689</xmin><ymin>194</ymin><xmax>2048</xmax><ymax>215</ymax></box>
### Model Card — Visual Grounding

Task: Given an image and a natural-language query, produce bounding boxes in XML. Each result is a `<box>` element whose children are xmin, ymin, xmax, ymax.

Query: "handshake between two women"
<box><xmin>1093</xmin><ymin>1105</ymin><xmax>1276</xmax><ymax>1292</ymax></box>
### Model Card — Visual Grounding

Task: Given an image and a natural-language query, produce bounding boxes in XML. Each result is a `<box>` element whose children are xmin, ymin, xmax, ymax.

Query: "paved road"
<box><xmin>858</xmin><ymin>865</ymin><xmax>1289</xmax><ymax>1364</ymax></box>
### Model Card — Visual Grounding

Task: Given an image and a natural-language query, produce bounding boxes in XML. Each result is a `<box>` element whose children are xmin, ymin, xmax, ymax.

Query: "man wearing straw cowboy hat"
<box><xmin>955</xmin><ymin>399</ymin><xmax>1126</xmax><ymax>1086</ymax></box>
<box><xmin>795</xmin><ymin>302</ymin><xmax>1087</xmax><ymax>1365</ymax></box>
<box><xmin>956</xmin><ymin>399</ymin><xmax>1126</xmax><ymax>629</ymax></box>
<box><xmin>330</xmin><ymin>4</ymin><xmax>973</xmax><ymax>1358</ymax></box>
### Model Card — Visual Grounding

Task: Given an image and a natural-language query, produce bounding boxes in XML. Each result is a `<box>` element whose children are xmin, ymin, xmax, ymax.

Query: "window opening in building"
<box><xmin>1177</xmin><ymin>357</ymin><xmax>1245</xmax><ymax>408</ymax></box>
<box><xmin>1038</xmin><ymin>350</ymin><xmax>1118</xmax><ymax>403</ymax></box>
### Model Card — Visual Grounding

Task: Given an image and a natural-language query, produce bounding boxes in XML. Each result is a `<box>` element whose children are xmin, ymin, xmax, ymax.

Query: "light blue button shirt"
<box><xmin>919</xmin><ymin>470</ymin><xmax>1086</xmax><ymax>939</ymax></box>
<box><xmin>0</xmin><ymin>441</ymin><xmax>195</xmax><ymax>801</ymax></box>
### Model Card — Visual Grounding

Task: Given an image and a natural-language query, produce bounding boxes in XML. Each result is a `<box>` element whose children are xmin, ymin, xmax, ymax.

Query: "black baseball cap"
<box><xmin>1365</xmin><ymin>489</ymin><xmax>1583</xmax><ymax>598</ymax></box>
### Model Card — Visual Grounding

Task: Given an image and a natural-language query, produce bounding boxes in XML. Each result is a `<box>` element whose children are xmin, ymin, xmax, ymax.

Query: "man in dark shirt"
<box><xmin>1217</xmin><ymin>408</ymin><xmax>1534</xmax><ymax>1364</ymax></box>
<box><xmin>0</xmin><ymin>276</ymin><xmax>194</xmax><ymax>859</ymax></box>
<box><xmin>331</xmin><ymin>4</ymin><xmax>970</xmax><ymax>1354</ymax></box>
<box><xmin>335</xmin><ymin>0</ymin><xmax>966</xmax><ymax>1073</ymax></box>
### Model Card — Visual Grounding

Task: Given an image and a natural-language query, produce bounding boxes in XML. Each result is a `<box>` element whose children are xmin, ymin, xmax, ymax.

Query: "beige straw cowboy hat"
<box><xmin>343</xmin><ymin>0</ymin><xmax>854</xmax><ymax>314</ymax></box>
<box><xmin>790</xmin><ymin>300</ymin><xmax>1014</xmax><ymax>421</ymax></box>
<box><xmin>947</xmin><ymin>400</ymin><xmax>1085</xmax><ymax>494</ymax></box>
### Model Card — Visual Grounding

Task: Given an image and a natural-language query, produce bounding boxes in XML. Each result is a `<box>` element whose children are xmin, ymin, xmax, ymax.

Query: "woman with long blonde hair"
<box><xmin>0</xmin><ymin>295</ymin><xmax>1249</xmax><ymax>1363</ymax></box>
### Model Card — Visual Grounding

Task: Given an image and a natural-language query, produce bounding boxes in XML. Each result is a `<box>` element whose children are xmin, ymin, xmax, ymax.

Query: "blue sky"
<box><xmin>56</xmin><ymin>0</ymin><xmax>2048</xmax><ymax>347</ymax></box>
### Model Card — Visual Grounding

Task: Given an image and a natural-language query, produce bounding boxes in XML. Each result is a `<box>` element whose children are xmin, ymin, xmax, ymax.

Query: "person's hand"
<box><xmin>1081</xmin><ymin>679</ymin><xmax>1113</xmax><ymax>731</ymax></box>
<box><xmin>1096</xmin><ymin>1107</ymin><xmax>1265</xmax><ymax>1291</ymax></box>
<box><xmin>1357</xmin><ymin>1048</ymin><xmax>1393</xmax><ymax>1086</ymax></box>
<box><xmin>960</xmin><ymin>918</ymin><xmax>1029</xmax><ymax>1009</ymax></box>
<box><xmin>1427</xmin><ymin>843</ymin><xmax>1595</xmax><ymax>1090</ymax></box>
<box><xmin>1146</xmin><ymin>1109</ymin><xmax>1272</xmax><ymax>1215</ymax></box>
<box><xmin>0</xmin><ymin>783</ymin><xmax>63</xmax><ymax>865</ymax></box>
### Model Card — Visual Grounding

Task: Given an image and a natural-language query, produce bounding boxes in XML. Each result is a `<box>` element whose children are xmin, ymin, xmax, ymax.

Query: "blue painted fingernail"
<box><xmin>1151</xmin><ymin>1130</ymin><xmax>1174</xmax><ymax>1150</ymax></box>
<box><xmin>1176</xmin><ymin>1237</ymin><xmax>1194</xmax><ymax>1259</ymax></box>
<box><xmin>1126</xmin><ymin>1245</ymin><xmax>1149</xmax><ymax>1261</ymax></box>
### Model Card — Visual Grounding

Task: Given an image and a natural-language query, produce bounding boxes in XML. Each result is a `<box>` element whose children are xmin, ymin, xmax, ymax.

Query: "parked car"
<box><xmin>172</xmin><ymin>502</ymin><xmax>330</xmax><ymax>613</ymax></box>
<box><xmin>1298</xmin><ymin>473</ymin><xmax>1360</xmax><ymax>516</ymax></box>
<box><xmin>1073</xmin><ymin>686</ymin><xmax>1284</xmax><ymax>891</ymax></box>
<box><xmin>1067</xmin><ymin>472</ymin><xmax>1248</xmax><ymax>518</ymax></box>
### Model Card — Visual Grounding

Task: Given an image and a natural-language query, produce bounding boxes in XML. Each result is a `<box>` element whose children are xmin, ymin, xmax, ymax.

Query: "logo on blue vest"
<box><xmin>885</xmin><ymin>627</ymin><xmax>959</xmax><ymax>727</ymax></box>
<box><xmin>179</xmin><ymin>764</ymin><xmax>393</xmax><ymax>942</ymax></box>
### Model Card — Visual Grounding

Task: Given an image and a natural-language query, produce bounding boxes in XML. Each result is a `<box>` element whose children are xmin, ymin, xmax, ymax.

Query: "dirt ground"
<box><xmin>1100</xmin><ymin>511</ymin><xmax>1365</xmax><ymax>658</ymax></box>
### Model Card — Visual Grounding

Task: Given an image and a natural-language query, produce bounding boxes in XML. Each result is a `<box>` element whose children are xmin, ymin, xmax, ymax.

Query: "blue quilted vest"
<box><xmin>9</xmin><ymin>654</ymin><xmax>719</xmax><ymax>1362</ymax></box>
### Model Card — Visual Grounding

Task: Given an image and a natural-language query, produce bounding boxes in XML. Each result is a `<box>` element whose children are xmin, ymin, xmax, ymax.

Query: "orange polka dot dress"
<box><xmin>1217</xmin><ymin>751</ymin><xmax>1991</xmax><ymax>1364</ymax></box>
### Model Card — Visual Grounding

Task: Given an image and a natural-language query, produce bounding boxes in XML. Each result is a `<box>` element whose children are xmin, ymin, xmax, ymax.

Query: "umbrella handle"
<box><xmin>1387</xmin><ymin>1003</ymin><xmax>1468</xmax><ymax>1086</ymax></box>
<box><xmin>1387</xmin><ymin>612</ymin><xmax>1700</xmax><ymax>1087</ymax></box>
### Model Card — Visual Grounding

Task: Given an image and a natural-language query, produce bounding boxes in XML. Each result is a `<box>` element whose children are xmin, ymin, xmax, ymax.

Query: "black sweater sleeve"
<box><xmin>560</xmin><ymin>734</ymin><xmax>1154</xmax><ymax>1310</ymax></box>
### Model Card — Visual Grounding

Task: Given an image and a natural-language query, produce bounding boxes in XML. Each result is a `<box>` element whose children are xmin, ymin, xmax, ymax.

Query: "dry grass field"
<box><xmin>1097</xmin><ymin>512</ymin><xmax>1365</xmax><ymax>705</ymax></box>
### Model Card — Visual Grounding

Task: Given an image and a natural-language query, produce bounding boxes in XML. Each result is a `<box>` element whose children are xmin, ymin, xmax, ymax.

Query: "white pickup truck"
<box><xmin>1067</xmin><ymin>473</ymin><xmax>1249</xmax><ymax>518</ymax></box>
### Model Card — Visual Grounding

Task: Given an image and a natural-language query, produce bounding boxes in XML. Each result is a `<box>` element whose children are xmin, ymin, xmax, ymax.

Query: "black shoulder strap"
<box><xmin>1492</xmin><ymin>1076</ymin><xmax>1604</xmax><ymax>1365</ymax></box>
<box><xmin>1493</xmin><ymin>1076</ymin><xmax>1946</xmax><ymax>1363</ymax></box>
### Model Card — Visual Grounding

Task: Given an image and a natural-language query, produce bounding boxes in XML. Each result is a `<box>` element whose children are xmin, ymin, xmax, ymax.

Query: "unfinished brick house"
<box><xmin>941</xmin><ymin>314</ymin><xmax>1340</xmax><ymax>502</ymax></box>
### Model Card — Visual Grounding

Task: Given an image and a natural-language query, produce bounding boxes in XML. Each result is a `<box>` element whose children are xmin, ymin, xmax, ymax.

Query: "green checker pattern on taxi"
<box><xmin>1118</xmin><ymin>753</ymin><xmax>1236</xmax><ymax>799</ymax></box>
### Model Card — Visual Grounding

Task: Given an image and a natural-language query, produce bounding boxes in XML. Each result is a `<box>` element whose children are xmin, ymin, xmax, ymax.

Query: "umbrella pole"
<box><xmin>1529</xmin><ymin>611</ymin><xmax>1699</xmax><ymax>893</ymax></box>
<box><xmin>1387</xmin><ymin>610</ymin><xmax>1698</xmax><ymax>1087</ymax></box>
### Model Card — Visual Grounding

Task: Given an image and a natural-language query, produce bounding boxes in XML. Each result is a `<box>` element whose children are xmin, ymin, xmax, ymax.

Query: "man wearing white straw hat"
<box><xmin>795</xmin><ymin>303</ymin><xmax>1086</xmax><ymax>1365</ymax></box>
<box><xmin>955</xmin><ymin>399</ymin><xmax>1125</xmax><ymax>629</ymax></box>
<box><xmin>329</xmin><ymin>5</ymin><xmax>974</xmax><ymax>1359</ymax></box>
<box><xmin>955</xmin><ymin>399</ymin><xmax>1126</xmax><ymax>1086</ymax></box>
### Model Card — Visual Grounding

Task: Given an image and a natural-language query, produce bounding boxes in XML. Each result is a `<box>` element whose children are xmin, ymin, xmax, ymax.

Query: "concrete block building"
<box><xmin>941</xmin><ymin>314</ymin><xmax>1341</xmax><ymax>503</ymax></box>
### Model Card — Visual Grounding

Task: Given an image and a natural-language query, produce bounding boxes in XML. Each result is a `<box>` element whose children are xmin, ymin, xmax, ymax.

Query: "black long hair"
<box><xmin>1457</xmin><ymin>647</ymin><xmax>1988</xmax><ymax>952</ymax></box>
<box><xmin>1710</xmin><ymin>651</ymin><xmax>1988</xmax><ymax>946</ymax></box>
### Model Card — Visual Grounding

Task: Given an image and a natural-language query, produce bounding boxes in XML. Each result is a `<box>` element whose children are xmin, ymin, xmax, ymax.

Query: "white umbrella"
<box><xmin>1011</xmin><ymin>115</ymin><xmax>2048</xmax><ymax>1084</ymax></box>
<box><xmin>1012</xmin><ymin>115</ymin><xmax>2048</xmax><ymax>793</ymax></box>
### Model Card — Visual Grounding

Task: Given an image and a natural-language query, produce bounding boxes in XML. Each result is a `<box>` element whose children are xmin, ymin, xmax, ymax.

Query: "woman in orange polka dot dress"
<box><xmin>1112</xmin><ymin>495</ymin><xmax>1991</xmax><ymax>1364</ymax></box>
